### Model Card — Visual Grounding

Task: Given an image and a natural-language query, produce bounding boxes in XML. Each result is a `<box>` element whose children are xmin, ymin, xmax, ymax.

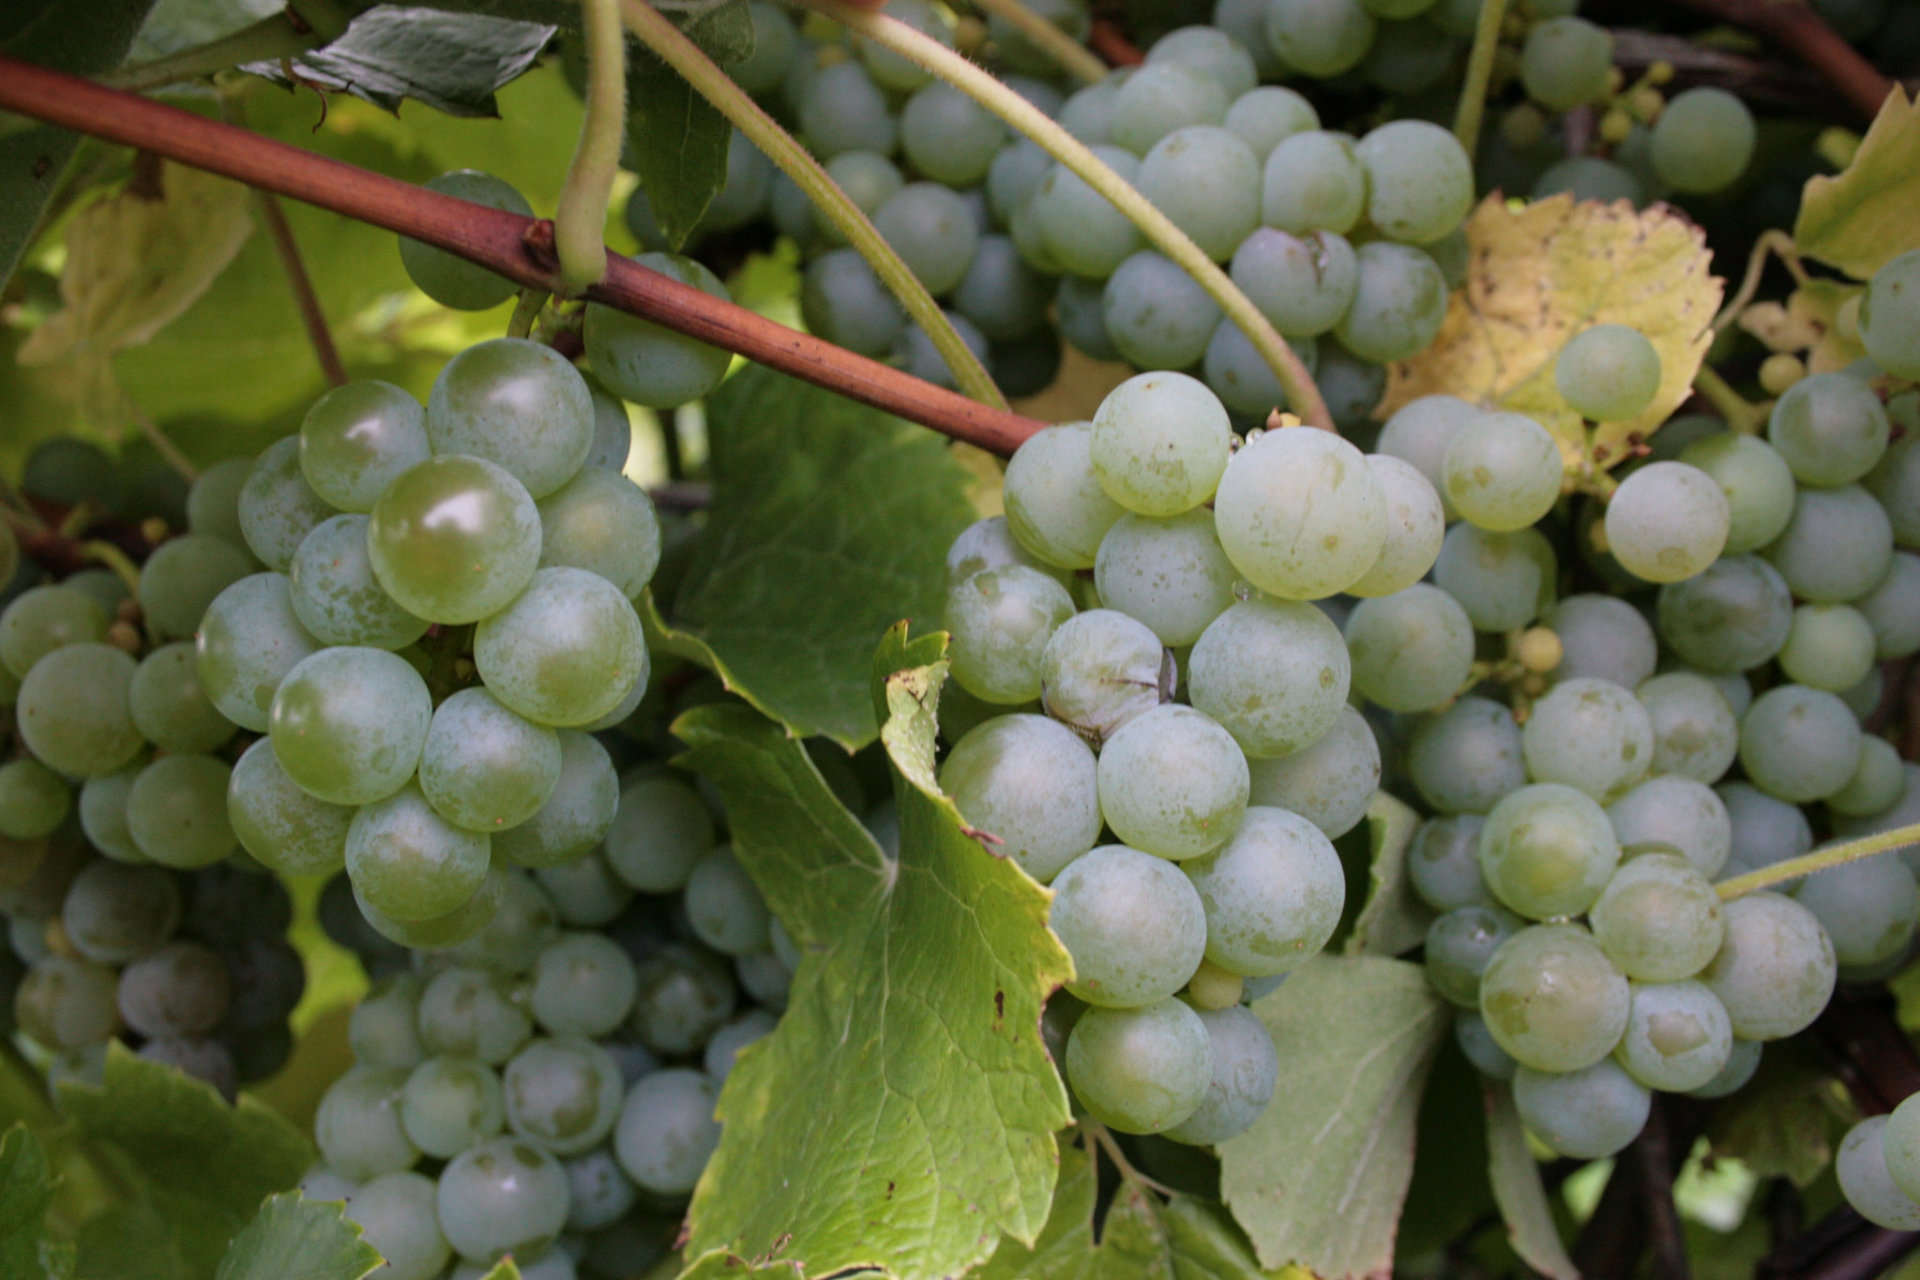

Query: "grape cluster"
<box><xmin>298</xmin><ymin>756</ymin><xmax>799</xmax><ymax>1280</ymax></box>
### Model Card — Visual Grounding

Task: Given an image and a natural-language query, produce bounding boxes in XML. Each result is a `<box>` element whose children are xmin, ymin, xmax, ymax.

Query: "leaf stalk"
<box><xmin>1715</xmin><ymin>820</ymin><xmax>1920</xmax><ymax>900</ymax></box>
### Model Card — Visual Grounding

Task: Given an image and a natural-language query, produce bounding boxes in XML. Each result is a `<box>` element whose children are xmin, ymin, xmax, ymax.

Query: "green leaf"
<box><xmin>241</xmin><ymin>7</ymin><xmax>555</xmax><ymax>117</ymax></box>
<box><xmin>677</xmin><ymin>1250</ymin><xmax>805</xmax><ymax>1280</ymax></box>
<box><xmin>1794</xmin><ymin>87</ymin><xmax>1920</xmax><ymax>280</ymax></box>
<box><xmin>1344</xmin><ymin>791</ymin><xmax>1431</xmax><ymax>958</ymax></box>
<box><xmin>1218</xmin><ymin>955</ymin><xmax>1450</xmax><ymax>1278</ymax></box>
<box><xmin>1484</xmin><ymin>1084</ymin><xmax>1578</xmax><ymax>1280</ymax></box>
<box><xmin>1704</xmin><ymin>1039</ymin><xmax>1845</xmax><ymax>1188</ymax></box>
<box><xmin>214</xmin><ymin>1193</ymin><xmax>381</xmax><ymax>1280</ymax></box>
<box><xmin>627</xmin><ymin>48</ymin><xmax>730</xmax><ymax>250</ymax></box>
<box><xmin>1394</xmin><ymin>1039</ymin><xmax>1493</xmax><ymax>1265</ymax></box>
<box><xmin>0</xmin><ymin>1126</ymin><xmax>73</xmax><ymax>1280</ymax></box>
<box><xmin>127</xmin><ymin>0</ymin><xmax>281</xmax><ymax>61</ymax></box>
<box><xmin>660</xmin><ymin>367</ymin><xmax>978</xmax><ymax>748</ymax></box>
<box><xmin>0</xmin><ymin>0</ymin><xmax>161</xmax><ymax>291</ymax></box>
<box><xmin>676</xmin><ymin>629</ymin><xmax>1072</xmax><ymax>1280</ymax></box>
<box><xmin>57</xmin><ymin>1045</ymin><xmax>314</xmax><ymax>1277</ymax></box>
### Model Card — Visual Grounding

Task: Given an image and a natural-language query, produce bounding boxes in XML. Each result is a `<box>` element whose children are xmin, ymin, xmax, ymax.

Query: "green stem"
<box><xmin>618</xmin><ymin>0</ymin><xmax>1007</xmax><ymax>409</ymax></box>
<box><xmin>968</xmin><ymin>0</ymin><xmax>1109</xmax><ymax>84</ymax></box>
<box><xmin>1716</xmin><ymin>821</ymin><xmax>1920</xmax><ymax>900</ymax></box>
<box><xmin>81</xmin><ymin>541</ymin><xmax>144</xmax><ymax>595</ymax></box>
<box><xmin>1693</xmin><ymin>365</ymin><xmax>1767</xmax><ymax>434</ymax></box>
<box><xmin>507</xmin><ymin>287</ymin><xmax>550</xmax><ymax>338</ymax></box>
<box><xmin>1712</xmin><ymin>229</ymin><xmax>1806</xmax><ymax>335</ymax></box>
<box><xmin>801</xmin><ymin>0</ymin><xmax>1327</xmax><ymax>428</ymax></box>
<box><xmin>1452</xmin><ymin>0</ymin><xmax>1509</xmax><ymax>156</ymax></box>
<box><xmin>556</xmin><ymin>0</ymin><xmax>627</xmax><ymax>292</ymax></box>
<box><xmin>97</xmin><ymin>0</ymin><xmax>357</xmax><ymax>93</ymax></box>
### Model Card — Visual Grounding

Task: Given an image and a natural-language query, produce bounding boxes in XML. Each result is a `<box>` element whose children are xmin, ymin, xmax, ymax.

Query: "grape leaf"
<box><xmin>1394</xmin><ymin>1041</ymin><xmax>1492</xmax><ymax>1264</ymax></box>
<box><xmin>975</xmin><ymin>1145</ymin><xmax>1289</xmax><ymax>1280</ymax></box>
<box><xmin>0</xmin><ymin>0</ymin><xmax>162</xmax><ymax>292</ymax></box>
<box><xmin>1795</xmin><ymin>87</ymin><xmax>1920</xmax><ymax>280</ymax></box>
<box><xmin>127</xmin><ymin>0</ymin><xmax>281</xmax><ymax>62</ymax></box>
<box><xmin>1737</xmin><ymin>280</ymin><xmax>1867</xmax><ymax>376</ymax></box>
<box><xmin>1218</xmin><ymin>955</ymin><xmax>1449</xmax><ymax>1278</ymax></box>
<box><xmin>241</xmin><ymin>7</ymin><xmax>556</xmax><ymax>117</ymax></box>
<box><xmin>1345</xmin><ymin>791</ymin><xmax>1431</xmax><ymax>959</ymax></box>
<box><xmin>0</xmin><ymin>1126</ymin><xmax>73</xmax><ymax>1280</ymax></box>
<box><xmin>1703</xmin><ymin>1040</ymin><xmax>1844</xmax><ymax>1188</ymax></box>
<box><xmin>657</xmin><ymin>366</ymin><xmax>977</xmax><ymax>749</ymax></box>
<box><xmin>214</xmin><ymin>1194</ymin><xmax>380</xmax><ymax>1280</ymax></box>
<box><xmin>675</xmin><ymin>626</ymin><xmax>1072</xmax><ymax>1280</ymax></box>
<box><xmin>627</xmin><ymin>46</ymin><xmax>730</xmax><ymax>250</ymax></box>
<box><xmin>56</xmin><ymin>1046</ymin><xmax>313</xmax><ymax>1277</ymax></box>
<box><xmin>1379</xmin><ymin>194</ymin><xmax>1722</xmax><ymax>469</ymax></box>
<box><xmin>1484</xmin><ymin>1085</ymin><xmax>1578</xmax><ymax>1280</ymax></box>
<box><xmin>678</xmin><ymin>1250</ymin><xmax>806</xmax><ymax>1280</ymax></box>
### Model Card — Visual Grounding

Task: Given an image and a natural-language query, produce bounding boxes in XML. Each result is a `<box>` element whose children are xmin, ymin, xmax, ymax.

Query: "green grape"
<box><xmin>347</xmin><ymin>783</ymin><xmax>491</xmax><ymax>921</ymax></box>
<box><xmin>940</xmin><ymin>714</ymin><xmax>1101</xmax><ymax>883</ymax></box>
<box><xmin>473</xmin><ymin>567</ymin><xmax>647</xmax><ymax>729</ymax></box>
<box><xmin>1408</xmin><ymin>698</ymin><xmax>1525</xmax><ymax>816</ymax></box>
<box><xmin>1521</xmin><ymin>677</ymin><xmax>1654</xmax><ymax>802</ymax></box>
<box><xmin>945</xmin><ymin>565</ymin><xmax>1076</xmax><ymax>704</ymax></box>
<box><xmin>706</xmin><ymin>1008</ymin><xmax>779</xmax><ymax>1083</ymax></box>
<box><xmin>399</xmin><ymin>171</ymin><xmax>532</xmax><ymax>310</ymax></box>
<box><xmin>531</xmin><ymin>933</ymin><xmax>638</xmax><ymax>1038</ymax></box>
<box><xmin>441</xmin><ymin>869</ymin><xmax>558</xmax><ymax>977</ymax></box>
<box><xmin>299</xmin><ymin>380</ymin><xmax>431</xmax><ymax>513</ymax></box>
<box><xmin>195</xmin><ymin>573</ymin><xmax>322</xmax><ymax>732</ymax></box>
<box><xmin>1034</xmin><ymin>146</ymin><xmax>1146</xmax><ymax>278</ymax></box>
<box><xmin>987</xmin><ymin>139</ymin><xmax>1050</xmax><ymax>226</ymax></box>
<box><xmin>1108</xmin><ymin>62</ymin><xmax>1230</xmax><ymax>154</ymax></box>
<box><xmin>437</xmin><ymin>1137</ymin><xmax>570</xmax><ymax>1263</ymax></box>
<box><xmin>60</xmin><ymin>570</ymin><xmax>127</xmax><ymax>618</ymax></box>
<box><xmin>495</xmin><ymin>732</ymin><xmax>619</xmax><ymax>869</ymax></box>
<box><xmin>228</xmin><ymin>738</ymin><xmax>350</xmax><ymax>876</ymax></box>
<box><xmin>1513</xmin><ymin>1059</ymin><xmax>1649</xmax><ymax>1160</ymax></box>
<box><xmin>1589</xmin><ymin>851</ymin><xmax>1724</xmax><ymax>981</ymax></box>
<box><xmin>419</xmin><ymin>966</ymin><xmax>533</xmax><ymax>1064</ymax></box>
<box><xmin>1885</xmin><ymin>1091</ymin><xmax>1920</xmax><ymax>1204</ymax></box>
<box><xmin>1856</xmin><ymin>553</ymin><xmax>1920</xmax><ymax>660</ymax></box>
<box><xmin>603</xmin><ymin>772</ymin><xmax>715</xmax><ymax>893</ymax></box>
<box><xmin>1838</xmin><ymin>1116</ymin><xmax>1920</xmax><ymax>1231</ymax></box>
<box><xmin>117</xmin><ymin>941</ymin><xmax>230</xmax><ymax>1039</ymax></box>
<box><xmin>1363</xmin><ymin>16</ymin><xmax>1462</xmax><ymax>94</ymax></box>
<box><xmin>1479</xmin><ymin>923</ymin><xmax>1630</xmax><ymax>1072</ymax></box>
<box><xmin>587</xmin><ymin>263</ymin><xmax>733</xmax><ymax>413</ymax></box>
<box><xmin>801</xmin><ymin>249</ymin><xmax>905</xmax><ymax>357</ymax></box>
<box><xmin>239</xmin><ymin>436</ymin><xmax>335</xmax><ymax>572</ymax></box>
<box><xmin>1519</xmin><ymin>16</ymin><xmax>1613</xmax><ymax>110</ymax></box>
<box><xmin>1098</xmin><ymin>706</ymin><xmax>1249</xmax><ymax>861</ymax></box>
<box><xmin>1828</xmin><ymin>734</ymin><xmax>1905</xmax><ymax>818</ymax></box>
<box><xmin>350</xmin><ymin>975</ymin><xmax>425</xmax><ymax>1069</ymax></box>
<box><xmin>1607</xmin><ymin>777</ymin><xmax>1731</xmax><ymax>878</ymax></box>
<box><xmin>560</xmin><ymin>1146</ymin><xmax>639</xmax><ymax>1233</ymax></box>
<box><xmin>947</xmin><ymin>516</ymin><xmax>1059</xmax><ymax>590</ymax></box>
<box><xmin>1215</xmin><ymin>427</ymin><xmax>1385</xmax><ymax>599</ymax></box>
<box><xmin>1040</xmin><ymin>609</ymin><xmax>1169</xmax><ymax>745</ymax></box>
<box><xmin>1477</xmin><ymin>782</ymin><xmax>1621</xmax><ymax>919</ymax></box>
<box><xmin>683</xmin><ymin>849</ymin><xmax>771</xmax><ymax>957</ymax></box>
<box><xmin>503</xmin><ymin>1037</ymin><xmax>625</xmax><ymax>1157</ymax></box>
<box><xmin>61</xmin><ymin>861</ymin><xmax>179</xmax><ymax>964</ymax></box>
<box><xmin>1454</xmin><ymin>1009</ymin><xmax>1518</xmax><ymax>1080</ymax></box>
<box><xmin>1792</xmin><ymin>853</ymin><xmax>1919</xmax><ymax>969</ymax></box>
<box><xmin>1685</xmin><ymin>1035</ymin><xmax>1761</xmax><ymax>1099</ymax></box>
<box><xmin>1206</xmin><ymin>320</ymin><xmax>1314</xmax><ymax>420</ymax></box>
<box><xmin>1161</xmin><ymin>1004</ymin><xmax>1278</xmax><ymax>1145</ymax></box>
<box><xmin>418</xmin><ymin>687</ymin><xmax>562</xmax><ymax>833</ymax></box>
<box><xmin>367</xmin><ymin>455</ymin><xmax>541</xmax><ymax>625</ymax></box>
<box><xmin>857</xmin><ymin>0</ymin><xmax>952</xmax><ymax>90</ymax></box>
<box><xmin>288</xmin><ymin>514</ymin><xmax>431</xmax><ymax>650</ymax></box>
<box><xmin>871</xmin><ymin>182</ymin><xmax>979</xmax><ymax>296</ymax></box>
<box><xmin>1432</xmin><ymin>524</ymin><xmax>1556</xmax><ymax>632</ymax></box>
<box><xmin>316</xmin><ymin>1066</ymin><xmax>418</xmax><ymax>1180</ymax></box>
<box><xmin>1408</xmin><ymin>815</ymin><xmax>1489</xmax><ymax>911</ymax></box>
<box><xmin>797</xmin><ymin>58</ymin><xmax>897</xmax><ymax>158</ymax></box>
<box><xmin>1767</xmin><ymin>371</ymin><xmax>1890</xmax><ymax>487</ymax></box>
<box><xmin>354</xmin><ymin>868</ymin><xmax>502</xmax><ymax>950</ymax></box>
<box><xmin>1188</xmin><ymin>598</ymin><xmax>1348</xmax><ymax>758</ymax></box>
<box><xmin>1604</xmin><ymin>460</ymin><xmax>1730</xmax><ymax>584</ymax></box>
<box><xmin>1861</xmin><ymin>249</ymin><xmax>1920</xmax><ymax>379</ymax></box>
<box><xmin>127</xmin><ymin>643</ymin><xmax>232</xmax><ymax>754</ymax></box>
<box><xmin>1264</xmin><ymin>0</ymin><xmax>1376</xmax><ymax>77</ymax></box>
<box><xmin>186</xmin><ymin>457</ymin><xmax>253</xmax><ymax>547</ymax></box>
<box><xmin>1186</xmin><ymin>806</ymin><xmax>1343</xmax><ymax>973</ymax></box>
<box><xmin>343</xmin><ymin>1171</ymin><xmax>450</xmax><ymax>1280</ymax></box>
<box><xmin>0</xmin><ymin>760</ymin><xmax>68</xmax><ymax>840</ymax></box>
<box><xmin>631</xmin><ymin>943</ymin><xmax>736</xmax><ymax>1055</ymax></box>
<box><xmin>1065</xmin><ymin>998</ymin><xmax>1212</xmax><ymax>1134</ymax></box>
<box><xmin>1093</xmin><ymin>509</ymin><xmax>1238</xmax><ymax>647</ymax></box>
<box><xmin>1738</xmin><ymin>683</ymin><xmax>1861</xmax><ymax>804</ymax></box>
<box><xmin>15</xmin><ymin>955</ymin><xmax>119</xmax><ymax>1051</ymax></box>
<box><xmin>1148</xmin><ymin>24</ymin><xmax>1259</xmax><ymax>99</ymax></box>
<box><xmin>17</xmin><ymin>643</ymin><xmax>143</xmax><ymax>778</ymax></box>
<box><xmin>1701</xmin><ymin>891</ymin><xmax>1836</xmax><ymax>1040</ymax></box>
<box><xmin>78</xmin><ymin>765</ymin><xmax>143</xmax><ymax>863</ymax></box>
<box><xmin>1222</xmin><ymin>85</ymin><xmax>1319</xmax><ymax>159</ymax></box>
<box><xmin>1051</xmin><ymin>844</ymin><xmax>1207</xmax><ymax>1007</ymax></box>
<box><xmin>1344</xmin><ymin>585</ymin><xmax>1476</xmax><ymax>713</ymax></box>
<box><xmin>0</xmin><ymin>585</ymin><xmax>107</xmax><ymax>679</ymax></box>
<box><xmin>1333</xmin><ymin>241</ymin><xmax>1448</xmax><ymax>363</ymax></box>
<box><xmin>1245</xmin><ymin>704</ymin><xmax>1379</xmax><ymax>839</ymax></box>
<box><xmin>1103</xmin><ymin>251</ymin><xmax>1224</xmax><ymax>371</ymax></box>
<box><xmin>124</xmin><ymin>754</ymin><xmax>235</xmax><ymax>869</ymax></box>
<box><xmin>1134</xmin><ymin>126</ymin><xmax>1260</xmax><ymax>262</ymax></box>
<box><xmin>1261</xmin><ymin>131</ymin><xmax>1367</xmax><ymax>236</ymax></box>
<box><xmin>136</xmin><ymin>533</ymin><xmax>253</xmax><ymax>642</ymax></box>
<box><xmin>1778</xmin><ymin>603</ymin><xmax>1877</xmax><ymax>693</ymax></box>
<box><xmin>427</xmin><ymin>339</ymin><xmax>594</xmax><ymax>499</ymax></box>
<box><xmin>1350</xmin><ymin>455</ymin><xmax>1445</xmax><ymax>598</ymax></box>
<box><xmin>1677</xmin><ymin>419</ymin><xmax>1798</xmax><ymax>550</ymax></box>
<box><xmin>1650</xmin><ymin>87</ymin><xmax>1755</xmax><ymax>194</ymax></box>
<box><xmin>1230</xmin><ymin>228</ymin><xmax>1357</xmax><ymax>337</ymax></box>
<box><xmin>398</xmin><ymin>1056</ymin><xmax>506</xmax><ymax>1158</ymax></box>
<box><xmin>1656</xmin><ymin>554</ymin><xmax>1793</xmax><ymax>673</ymax></box>
<box><xmin>954</xmin><ymin>237</ymin><xmax>1051</xmax><ymax>344</ymax></box>
<box><xmin>1635</xmin><ymin>672</ymin><xmax>1738</xmax><ymax>784</ymax></box>
<box><xmin>1768</xmin><ymin>484</ymin><xmax>1896</xmax><ymax>603</ymax></box>
<box><xmin>614</xmin><ymin>1069</ymin><xmax>721</xmax><ymax>1194</ymax></box>
<box><xmin>900</xmin><ymin>81</ymin><xmax>1007</xmax><ymax>186</ymax></box>
<box><xmin>1003</xmin><ymin>422</ymin><xmax>1128</xmax><ymax>569</ymax></box>
<box><xmin>1443</xmin><ymin>411</ymin><xmax>1563</xmax><ymax>532</ymax></box>
<box><xmin>1718</xmin><ymin>781</ymin><xmax>1813</xmax><ymax>879</ymax></box>
<box><xmin>1425</xmin><ymin>903</ymin><xmax>1523</xmax><ymax>1009</ymax></box>
<box><xmin>1377</xmin><ymin>396</ymin><xmax>1481</xmax><ymax>520</ymax></box>
<box><xmin>1354</xmin><ymin>119</ymin><xmax>1473</xmax><ymax>245</ymax></box>
<box><xmin>583</xmin><ymin>382</ymin><xmax>633</xmax><ymax>475</ymax></box>
<box><xmin>270</xmin><ymin>646</ymin><xmax>431</xmax><ymax>806</ymax></box>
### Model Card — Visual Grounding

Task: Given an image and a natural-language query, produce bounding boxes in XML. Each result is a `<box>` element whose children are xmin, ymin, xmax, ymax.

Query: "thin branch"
<box><xmin>0</xmin><ymin>53</ymin><xmax>1045</xmax><ymax>457</ymax></box>
<box><xmin>1453</xmin><ymin>0</ymin><xmax>1509</xmax><ymax>157</ymax></box>
<box><xmin>618</xmin><ymin>0</ymin><xmax>1007</xmax><ymax>410</ymax></box>
<box><xmin>1638</xmin><ymin>1102</ymin><xmax>1690</xmax><ymax>1280</ymax></box>
<box><xmin>1714</xmin><ymin>229</ymin><xmax>1808</xmax><ymax>336</ymax></box>
<box><xmin>798</xmin><ymin>0</ymin><xmax>1333</xmax><ymax>429</ymax></box>
<box><xmin>555</xmin><ymin>0</ymin><xmax>626</xmax><ymax>292</ymax></box>
<box><xmin>1669</xmin><ymin>0</ymin><xmax>1895</xmax><ymax>122</ymax></box>
<box><xmin>1086</xmin><ymin>20</ymin><xmax>1143</xmax><ymax>67</ymax></box>
<box><xmin>1692</xmin><ymin>366</ymin><xmax>1767</xmax><ymax>434</ymax></box>
<box><xmin>1608</xmin><ymin>29</ymin><xmax>1853</xmax><ymax>114</ymax></box>
<box><xmin>1080</xmin><ymin>1118</ymin><xmax>1176</xmax><ymax>1198</ymax></box>
<box><xmin>1715</xmin><ymin>821</ymin><xmax>1920</xmax><ymax>899</ymax></box>
<box><xmin>969</xmin><ymin>0</ymin><xmax>1109</xmax><ymax>84</ymax></box>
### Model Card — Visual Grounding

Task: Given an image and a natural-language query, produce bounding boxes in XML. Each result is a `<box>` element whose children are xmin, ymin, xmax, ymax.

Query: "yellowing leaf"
<box><xmin>1381</xmin><ymin>194</ymin><xmax>1722</xmax><ymax>470</ymax></box>
<box><xmin>1795</xmin><ymin>86</ymin><xmax>1920</xmax><ymax>280</ymax></box>
<box><xmin>1796</xmin><ymin>281</ymin><xmax>1867</xmax><ymax>375</ymax></box>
